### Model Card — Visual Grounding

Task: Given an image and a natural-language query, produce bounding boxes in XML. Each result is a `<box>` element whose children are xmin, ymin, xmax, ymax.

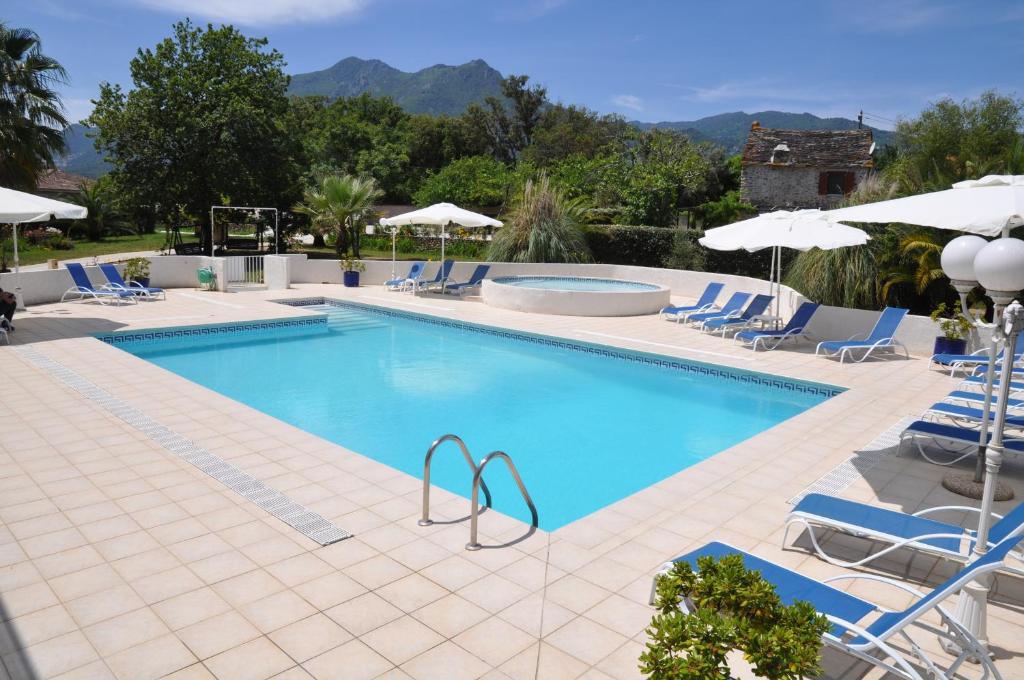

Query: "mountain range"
<box><xmin>59</xmin><ymin>57</ymin><xmax>894</xmax><ymax>177</ymax></box>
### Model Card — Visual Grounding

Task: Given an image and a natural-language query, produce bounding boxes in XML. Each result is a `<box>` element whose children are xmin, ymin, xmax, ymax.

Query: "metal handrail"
<box><xmin>466</xmin><ymin>450</ymin><xmax>539</xmax><ymax>551</ymax></box>
<box><xmin>419</xmin><ymin>434</ymin><xmax>491</xmax><ymax>526</ymax></box>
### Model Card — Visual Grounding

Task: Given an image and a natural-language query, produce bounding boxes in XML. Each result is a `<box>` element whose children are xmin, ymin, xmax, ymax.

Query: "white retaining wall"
<box><xmin>1</xmin><ymin>253</ymin><xmax>972</xmax><ymax>357</ymax></box>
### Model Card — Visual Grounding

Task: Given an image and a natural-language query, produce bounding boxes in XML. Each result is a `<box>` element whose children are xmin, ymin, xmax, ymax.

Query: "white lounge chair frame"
<box><xmin>650</xmin><ymin>546</ymin><xmax>1011</xmax><ymax>680</ymax></box>
<box><xmin>60</xmin><ymin>286</ymin><xmax>137</xmax><ymax>306</ymax></box>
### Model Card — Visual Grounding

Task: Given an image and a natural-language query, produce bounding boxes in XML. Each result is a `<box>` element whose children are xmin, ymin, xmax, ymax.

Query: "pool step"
<box><xmin>306</xmin><ymin>305</ymin><xmax>389</xmax><ymax>332</ymax></box>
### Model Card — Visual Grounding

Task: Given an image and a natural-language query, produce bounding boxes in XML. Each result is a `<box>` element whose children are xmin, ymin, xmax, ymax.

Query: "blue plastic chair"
<box><xmin>684</xmin><ymin>292</ymin><xmax>751</xmax><ymax>326</ymax></box>
<box><xmin>660</xmin><ymin>282</ymin><xmax>724</xmax><ymax>322</ymax></box>
<box><xmin>700</xmin><ymin>294</ymin><xmax>774</xmax><ymax>335</ymax></box>
<box><xmin>816</xmin><ymin>307</ymin><xmax>909</xmax><ymax>363</ymax></box>
<box><xmin>416</xmin><ymin>259</ymin><xmax>455</xmax><ymax>292</ymax></box>
<box><xmin>60</xmin><ymin>263</ymin><xmax>136</xmax><ymax>305</ymax></box>
<box><xmin>735</xmin><ymin>301</ymin><xmax>820</xmax><ymax>350</ymax></box>
<box><xmin>786</xmin><ymin>492</ymin><xmax>1024</xmax><ymax>572</ymax></box>
<box><xmin>444</xmin><ymin>264</ymin><xmax>490</xmax><ymax>295</ymax></box>
<box><xmin>932</xmin><ymin>334</ymin><xmax>1024</xmax><ymax>376</ymax></box>
<box><xmin>899</xmin><ymin>418</ymin><xmax>1024</xmax><ymax>465</ymax></box>
<box><xmin>384</xmin><ymin>261</ymin><xmax>425</xmax><ymax>291</ymax></box>
<box><xmin>99</xmin><ymin>263</ymin><xmax>165</xmax><ymax>299</ymax></box>
<box><xmin>653</xmin><ymin>537</ymin><xmax>1022</xmax><ymax>679</ymax></box>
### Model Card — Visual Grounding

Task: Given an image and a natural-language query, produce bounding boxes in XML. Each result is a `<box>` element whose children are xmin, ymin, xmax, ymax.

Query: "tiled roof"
<box><xmin>37</xmin><ymin>169</ymin><xmax>91</xmax><ymax>193</ymax></box>
<box><xmin>742</xmin><ymin>128</ymin><xmax>874</xmax><ymax>168</ymax></box>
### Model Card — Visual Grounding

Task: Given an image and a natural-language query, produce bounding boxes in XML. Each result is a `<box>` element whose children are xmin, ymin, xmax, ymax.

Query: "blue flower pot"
<box><xmin>933</xmin><ymin>337</ymin><xmax>967</xmax><ymax>355</ymax></box>
<box><xmin>342</xmin><ymin>271</ymin><xmax>360</xmax><ymax>288</ymax></box>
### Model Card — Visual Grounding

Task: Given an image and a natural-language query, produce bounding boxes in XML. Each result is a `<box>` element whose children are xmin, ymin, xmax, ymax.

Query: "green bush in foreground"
<box><xmin>640</xmin><ymin>555</ymin><xmax>829</xmax><ymax>680</ymax></box>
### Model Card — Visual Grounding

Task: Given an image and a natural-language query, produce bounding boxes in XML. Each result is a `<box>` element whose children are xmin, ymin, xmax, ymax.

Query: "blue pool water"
<box><xmin>492</xmin><ymin>276</ymin><xmax>660</xmax><ymax>292</ymax></box>
<box><xmin>107</xmin><ymin>302</ymin><xmax>839</xmax><ymax>530</ymax></box>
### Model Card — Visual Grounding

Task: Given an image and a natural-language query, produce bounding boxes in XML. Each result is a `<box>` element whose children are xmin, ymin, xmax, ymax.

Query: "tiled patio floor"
<box><xmin>0</xmin><ymin>284</ymin><xmax>1021</xmax><ymax>679</ymax></box>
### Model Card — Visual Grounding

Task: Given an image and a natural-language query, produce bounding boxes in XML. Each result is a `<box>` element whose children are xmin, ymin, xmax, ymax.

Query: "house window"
<box><xmin>818</xmin><ymin>171</ymin><xmax>856</xmax><ymax>196</ymax></box>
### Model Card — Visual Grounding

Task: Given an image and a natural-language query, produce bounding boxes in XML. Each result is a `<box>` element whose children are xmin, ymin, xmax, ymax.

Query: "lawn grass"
<box><xmin>6</xmin><ymin>232</ymin><xmax>183</xmax><ymax>267</ymax></box>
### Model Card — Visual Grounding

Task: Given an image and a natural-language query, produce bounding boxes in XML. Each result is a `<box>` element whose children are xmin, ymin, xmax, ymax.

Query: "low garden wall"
<box><xmin>0</xmin><ymin>252</ymin><xmax>963</xmax><ymax>357</ymax></box>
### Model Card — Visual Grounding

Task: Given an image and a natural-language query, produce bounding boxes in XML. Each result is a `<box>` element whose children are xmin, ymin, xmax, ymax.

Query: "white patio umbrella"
<box><xmin>0</xmin><ymin>187</ymin><xmax>87</xmax><ymax>308</ymax></box>
<box><xmin>379</xmin><ymin>203</ymin><xmax>502</xmax><ymax>285</ymax></box>
<box><xmin>827</xmin><ymin>174</ymin><xmax>1024</xmax><ymax>652</ymax></box>
<box><xmin>699</xmin><ymin>209</ymin><xmax>869</xmax><ymax>324</ymax></box>
<box><xmin>828</xmin><ymin>174</ymin><xmax>1024</xmax><ymax>237</ymax></box>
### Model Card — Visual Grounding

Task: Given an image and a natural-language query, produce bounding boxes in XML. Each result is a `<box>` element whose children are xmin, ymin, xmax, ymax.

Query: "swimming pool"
<box><xmin>102</xmin><ymin>300</ymin><xmax>841</xmax><ymax>530</ymax></box>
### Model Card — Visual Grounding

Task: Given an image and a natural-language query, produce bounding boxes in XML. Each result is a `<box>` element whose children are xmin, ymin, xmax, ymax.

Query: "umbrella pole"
<box><xmin>13</xmin><ymin>223</ymin><xmax>24</xmax><ymax>311</ymax></box>
<box><xmin>775</xmin><ymin>245</ymin><xmax>782</xmax><ymax>330</ymax></box>
<box><xmin>391</xmin><ymin>227</ymin><xmax>396</xmax><ymax>280</ymax></box>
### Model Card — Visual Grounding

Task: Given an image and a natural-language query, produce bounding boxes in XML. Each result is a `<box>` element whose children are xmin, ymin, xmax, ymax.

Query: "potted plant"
<box><xmin>930</xmin><ymin>301</ymin><xmax>972</xmax><ymax>355</ymax></box>
<box><xmin>640</xmin><ymin>554</ymin><xmax>829</xmax><ymax>679</ymax></box>
<box><xmin>123</xmin><ymin>257</ymin><xmax>151</xmax><ymax>288</ymax></box>
<box><xmin>341</xmin><ymin>256</ymin><xmax>365</xmax><ymax>287</ymax></box>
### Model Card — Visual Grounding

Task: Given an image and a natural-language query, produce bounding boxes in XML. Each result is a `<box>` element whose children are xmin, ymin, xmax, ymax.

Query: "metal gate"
<box><xmin>224</xmin><ymin>256</ymin><xmax>265</xmax><ymax>288</ymax></box>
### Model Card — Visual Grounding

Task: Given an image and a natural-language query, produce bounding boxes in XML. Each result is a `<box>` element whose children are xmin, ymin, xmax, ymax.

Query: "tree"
<box><xmin>0</xmin><ymin>22</ymin><xmax>68</xmax><ymax>189</ymax></box>
<box><xmin>885</xmin><ymin>91</ymin><xmax>1023</xmax><ymax>191</ymax></box>
<box><xmin>488</xmin><ymin>174</ymin><xmax>591</xmax><ymax>263</ymax></box>
<box><xmin>293</xmin><ymin>174</ymin><xmax>382</xmax><ymax>258</ymax></box>
<box><xmin>88</xmin><ymin>21</ymin><xmax>299</xmax><ymax>252</ymax></box>
<box><xmin>524</xmin><ymin>104</ymin><xmax>628</xmax><ymax>167</ymax></box>
<box><xmin>72</xmin><ymin>177</ymin><xmax>136</xmax><ymax>241</ymax></box>
<box><xmin>413</xmin><ymin>156</ymin><xmax>517</xmax><ymax>208</ymax></box>
<box><xmin>465</xmin><ymin>74</ymin><xmax>548</xmax><ymax>164</ymax></box>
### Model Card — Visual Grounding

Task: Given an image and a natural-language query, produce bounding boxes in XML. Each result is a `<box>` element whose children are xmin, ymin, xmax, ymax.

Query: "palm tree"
<box><xmin>0</xmin><ymin>23</ymin><xmax>68</xmax><ymax>190</ymax></box>
<box><xmin>879</xmin><ymin>232</ymin><xmax>945</xmax><ymax>304</ymax></box>
<box><xmin>488</xmin><ymin>174</ymin><xmax>591</xmax><ymax>263</ymax></box>
<box><xmin>72</xmin><ymin>180</ymin><xmax>136</xmax><ymax>241</ymax></box>
<box><xmin>293</xmin><ymin>174</ymin><xmax>382</xmax><ymax>258</ymax></box>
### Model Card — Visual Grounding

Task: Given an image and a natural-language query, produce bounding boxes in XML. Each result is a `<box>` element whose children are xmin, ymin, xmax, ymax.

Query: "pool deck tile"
<box><xmin>0</xmin><ymin>284</ymin><xmax>1022</xmax><ymax>678</ymax></box>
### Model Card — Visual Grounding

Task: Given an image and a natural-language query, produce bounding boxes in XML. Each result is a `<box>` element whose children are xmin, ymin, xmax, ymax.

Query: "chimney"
<box><xmin>750</xmin><ymin>121</ymin><xmax>760</xmax><ymax>130</ymax></box>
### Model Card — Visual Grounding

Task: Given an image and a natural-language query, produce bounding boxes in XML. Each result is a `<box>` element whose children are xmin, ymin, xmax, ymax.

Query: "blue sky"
<box><xmin>7</xmin><ymin>0</ymin><xmax>1024</xmax><ymax>129</ymax></box>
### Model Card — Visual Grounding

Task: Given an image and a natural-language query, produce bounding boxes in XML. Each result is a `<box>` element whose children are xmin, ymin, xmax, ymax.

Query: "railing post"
<box><xmin>419</xmin><ymin>434</ymin><xmax>491</xmax><ymax>526</ymax></box>
<box><xmin>466</xmin><ymin>451</ymin><xmax>538</xmax><ymax>551</ymax></box>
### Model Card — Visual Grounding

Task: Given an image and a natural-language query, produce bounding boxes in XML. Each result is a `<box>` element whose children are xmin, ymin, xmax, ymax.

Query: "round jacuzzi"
<box><xmin>481</xmin><ymin>275</ymin><xmax>671</xmax><ymax>316</ymax></box>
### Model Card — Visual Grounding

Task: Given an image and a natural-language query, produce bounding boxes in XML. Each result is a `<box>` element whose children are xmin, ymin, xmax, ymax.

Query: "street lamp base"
<box><xmin>941</xmin><ymin>580</ymin><xmax>991</xmax><ymax>662</ymax></box>
<box><xmin>942</xmin><ymin>472</ymin><xmax>1015</xmax><ymax>501</ymax></box>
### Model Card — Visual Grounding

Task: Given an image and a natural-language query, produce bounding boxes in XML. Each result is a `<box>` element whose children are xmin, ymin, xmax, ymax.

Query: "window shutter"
<box><xmin>818</xmin><ymin>173</ymin><xmax>828</xmax><ymax>195</ymax></box>
<box><xmin>843</xmin><ymin>172</ymin><xmax>856</xmax><ymax>195</ymax></box>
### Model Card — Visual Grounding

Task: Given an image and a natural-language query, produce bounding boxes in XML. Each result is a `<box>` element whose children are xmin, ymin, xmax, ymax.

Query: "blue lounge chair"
<box><xmin>98</xmin><ymin>263</ymin><xmax>165</xmax><ymax>300</ymax></box>
<box><xmin>660</xmin><ymin>282</ymin><xmax>724</xmax><ymax>322</ymax></box>
<box><xmin>683</xmin><ymin>292</ymin><xmax>751</xmax><ymax>326</ymax></box>
<box><xmin>384</xmin><ymin>261</ymin><xmax>425</xmax><ymax>291</ymax></box>
<box><xmin>898</xmin><ymin>419</ymin><xmax>1024</xmax><ymax>466</ymax></box>
<box><xmin>816</xmin><ymin>306</ymin><xmax>909</xmax><ymax>363</ymax></box>
<box><xmin>699</xmin><ymin>293</ymin><xmax>774</xmax><ymax>336</ymax></box>
<box><xmin>960</xmin><ymin>374</ymin><xmax>1024</xmax><ymax>394</ymax></box>
<box><xmin>945</xmin><ymin>389</ymin><xmax>1024</xmax><ymax>410</ymax></box>
<box><xmin>415</xmin><ymin>259</ymin><xmax>454</xmax><ymax>292</ymax></box>
<box><xmin>931</xmin><ymin>335</ymin><xmax>1024</xmax><ymax>376</ymax></box>
<box><xmin>926</xmin><ymin>401</ymin><xmax>1024</xmax><ymax>429</ymax></box>
<box><xmin>60</xmin><ymin>263</ymin><xmax>137</xmax><ymax>305</ymax></box>
<box><xmin>652</xmin><ymin>537</ymin><xmax>1022</xmax><ymax>679</ymax></box>
<box><xmin>735</xmin><ymin>301</ymin><xmax>820</xmax><ymax>351</ymax></box>
<box><xmin>785</xmin><ymin>492</ymin><xmax>1024</xmax><ymax>573</ymax></box>
<box><xmin>443</xmin><ymin>264</ymin><xmax>489</xmax><ymax>296</ymax></box>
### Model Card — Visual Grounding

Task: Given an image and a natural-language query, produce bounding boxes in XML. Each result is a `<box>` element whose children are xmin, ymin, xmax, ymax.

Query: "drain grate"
<box><xmin>787</xmin><ymin>416</ymin><xmax>915</xmax><ymax>505</ymax></box>
<box><xmin>15</xmin><ymin>346</ymin><xmax>351</xmax><ymax>546</ymax></box>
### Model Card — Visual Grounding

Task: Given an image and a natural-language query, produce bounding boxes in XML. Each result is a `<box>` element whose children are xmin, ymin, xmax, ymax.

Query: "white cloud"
<box><xmin>136</xmin><ymin>0</ymin><xmax>367</xmax><ymax>26</ymax></box>
<box><xmin>840</xmin><ymin>0</ymin><xmax>954</xmax><ymax>34</ymax></box>
<box><xmin>686</xmin><ymin>80</ymin><xmax>831</xmax><ymax>105</ymax></box>
<box><xmin>612</xmin><ymin>94</ymin><xmax>644</xmax><ymax>112</ymax></box>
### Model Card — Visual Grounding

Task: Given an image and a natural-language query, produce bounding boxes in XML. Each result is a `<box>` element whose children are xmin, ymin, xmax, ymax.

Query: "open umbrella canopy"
<box><xmin>0</xmin><ymin>186</ymin><xmax>87</xmax><ymax>223</ymax></box>
<box><xmin>699</xmin><ymin>209</ymin><xmax>869</xmax><ymax>252</ymax></box>
<box><xmin>379</xmin><ymin>203</ymin><xmax>502</xmax><ymax>228</ymax></box>
<box><xmin>827</xmin><ymin>175</ymin><xmax>1024</xmax><ymax>237</ymax></box>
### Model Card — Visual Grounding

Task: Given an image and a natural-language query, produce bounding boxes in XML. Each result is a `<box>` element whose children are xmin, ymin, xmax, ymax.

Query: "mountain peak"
<box><xmin>288</xmin><ymin>57</ymin><xmax>505</xmax><ymax>116</ymax></box>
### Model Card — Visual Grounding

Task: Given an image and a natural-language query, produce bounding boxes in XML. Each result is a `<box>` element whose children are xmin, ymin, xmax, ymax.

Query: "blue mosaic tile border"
<box><xmin>95</xmin><ymin>315</ymin><xmax>328</xmax><ymax>346</ymax></box>
<box><xmin>277</xmin><ymin>297</ymin><xmax>844</xmax><ymax>398</ymax></box>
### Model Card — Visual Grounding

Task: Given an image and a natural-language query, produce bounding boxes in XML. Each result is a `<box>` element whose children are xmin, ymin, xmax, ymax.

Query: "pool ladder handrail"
<box><xmin>466</xmin><ymin>450</ymin><xmax>539</xmax><ymax>551</ymax></box>
<box><xmin>419</xmin><ymin>434</ymin><xmax>492</xmax><ymax>526</ymax></box>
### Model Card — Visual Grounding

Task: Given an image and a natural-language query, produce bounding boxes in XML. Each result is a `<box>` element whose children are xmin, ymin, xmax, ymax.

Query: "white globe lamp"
<box><xmin>941</xmin><ymin>235</ymin><xmax>985</xmax><ymax>289</ymax></box>
<box><xmin>974</xmin><ymin>237</ymin><xmax>1024</xmax><ymax>307</ymax></box>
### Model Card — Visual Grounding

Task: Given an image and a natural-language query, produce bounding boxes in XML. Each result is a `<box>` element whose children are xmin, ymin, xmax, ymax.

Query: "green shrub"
<box><xmin>640</xmin><ymin>555</ymin><xmax>829</xmax><ymax>680</ymax></box>
<box><xmin>582</xmin><ymin>225</ymin><xmax>675</xmax><ymax>267</ymax></box>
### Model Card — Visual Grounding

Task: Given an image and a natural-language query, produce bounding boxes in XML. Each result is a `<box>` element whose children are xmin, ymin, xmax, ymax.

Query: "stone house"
<box><xmin>36</xmin><ymin>169</ymin><xmax>91</xmax><ymax>200</ymax></box>
<box><xmin>739</xmin><ymin>124</ymin><xmax>875</xmax><ymax>210</ymax></box>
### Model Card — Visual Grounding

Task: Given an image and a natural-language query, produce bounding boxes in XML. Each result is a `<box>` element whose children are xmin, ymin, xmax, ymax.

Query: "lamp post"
<box><xmin>939</xmin><ymin>236</ymin><xmax>1024</xmax><ymax>654</ymax></box>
